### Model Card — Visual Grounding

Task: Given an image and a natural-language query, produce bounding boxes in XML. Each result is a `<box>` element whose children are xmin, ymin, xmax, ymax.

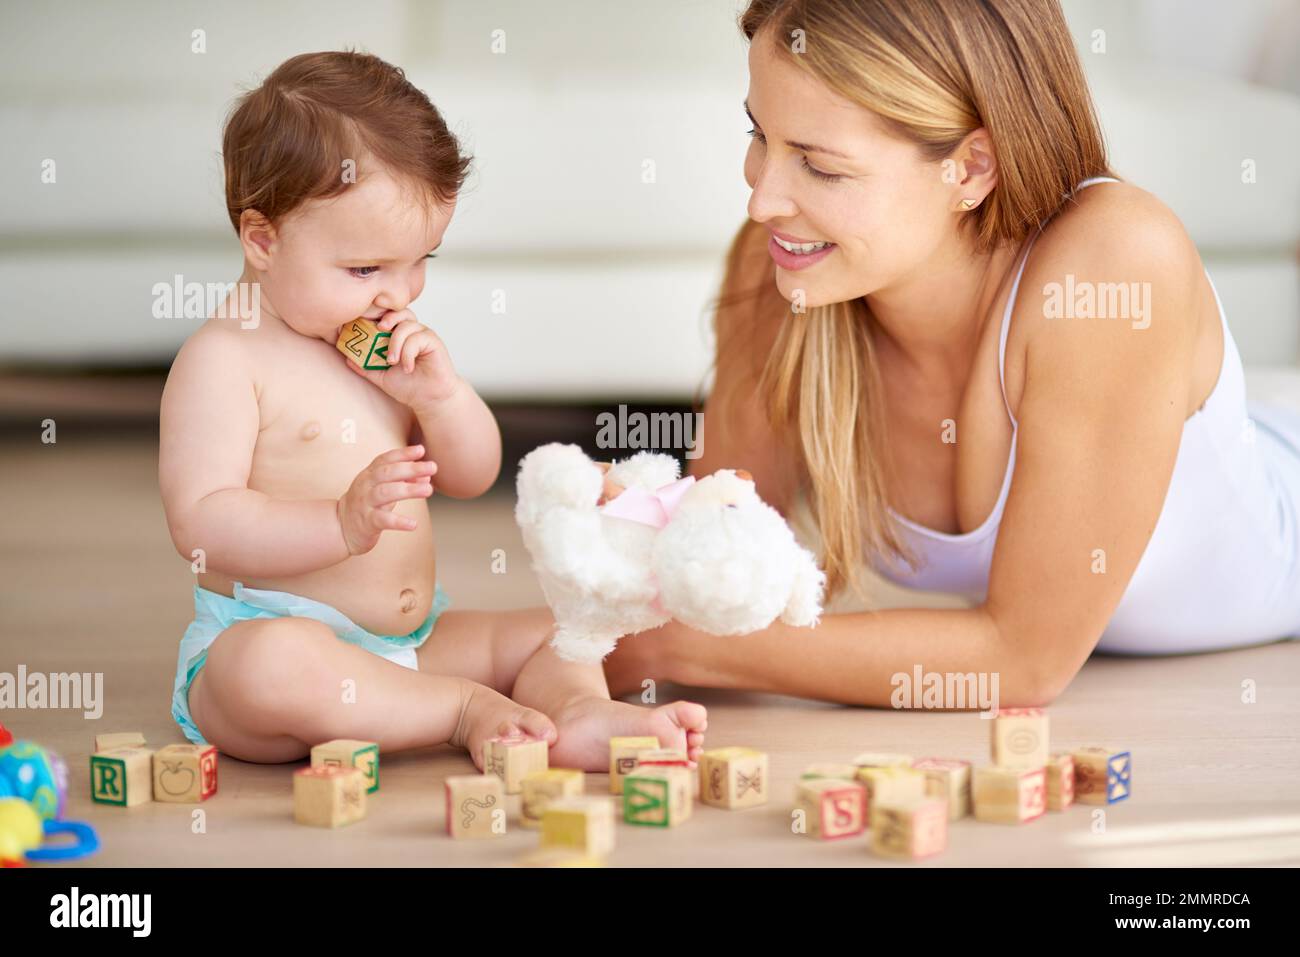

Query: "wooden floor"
<box><xmin>4</xmin><ymin>430</ymin><xmax>1299</xmax><ymax>867</ymax></box>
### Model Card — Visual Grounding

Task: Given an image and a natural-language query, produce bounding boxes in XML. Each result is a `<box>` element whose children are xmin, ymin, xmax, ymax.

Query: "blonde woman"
<box><xmin>602</xmin><ymin>0</ymin><xmax>1300</xmax><ymax>706</ymax></box>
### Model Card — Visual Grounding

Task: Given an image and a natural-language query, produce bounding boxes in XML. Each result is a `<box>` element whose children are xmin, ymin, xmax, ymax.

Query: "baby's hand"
<box><xmin>344</xmin><ymin>309</ymin><xmax>462</xmax><ymax>413</ymax></box>
<box><xmin>337</xmin><ymin>444</ymin><xmax>437</xmax><ymax>556</ymax></box>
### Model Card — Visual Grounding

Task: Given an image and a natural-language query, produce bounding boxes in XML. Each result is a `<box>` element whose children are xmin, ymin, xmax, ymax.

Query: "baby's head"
<box><xmin>222</xmin><ymin>50</ymin><xmax>471</xmax><ymax>341</ymax></box>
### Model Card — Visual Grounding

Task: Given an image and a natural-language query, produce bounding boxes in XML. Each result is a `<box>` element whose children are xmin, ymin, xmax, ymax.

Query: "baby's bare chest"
<box><xmin>249</xmin><ymin>351</ymin><xmax>414</xmax><ymax>498</ymax></box>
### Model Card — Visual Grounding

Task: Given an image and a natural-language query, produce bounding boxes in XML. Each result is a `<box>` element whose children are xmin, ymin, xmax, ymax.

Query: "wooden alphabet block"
<box><xmin>991</xmin><ymin>708</ymin><xmax>1049</xmax><ymax>769</ymax></box>
<box><xmin>94</xmin><ymin>732</ymin><xmax>146</xmax><ymax>753</ymax></box>
<box><xmin>855</xmin><ymin>765</ymin><xmax>928</xmax><ymax>818</ymax></box>
<box><xmin>912</xmin><ymin>757</ymin><xmax>972</xmax><ymax>820</ymax></box>
<box><xmin>699</xmin><ymin>747</ymin><xmax>768</xmax><ymax>809</ymax></box>
<box><xmin>311</xmin><ymin>739</ymin><xmax>380</xmax><ymax>793</ymax></box>
<box><xmin>796</xmin><ymin>778</ymin><xmax>867</xmax><ymax>839</ymax></box>
<box><xmin>445</xmin><ymin>774</ymin><xmax>507</xmax><ymax>839</ymax></box>
<box><xmin>870</xmin><ymin>796</ymin><xmax>949</xmax><ymax>860</ymax></box>
<box><xmin>335</xmin><ymin>316</ymin><xmax>392</xmax><ymax>370</ymax></box>
<box><xmin>152</xmin><ymin>743</ymin><xmax>218</xmax><ymax>803</ymax></box>
<box><xmin>633</xmin><ymin>748</ymin><xmax>690</xmax><ymax>770</ymax></box>
<box><xmin>293</xmin><ymin>765</ymin><xmax>367</xmax><ymax>828</ymax></box>
<box><xmin>851</xmin><ymin>752</ymin><xmax>914</xmax><ymax>769</ymax></box>
<box><xmin>797</xmin><ymin>763</ymin><xmax>858</xmax><ymax>783</ymax></box>
<box><xmin>541</xmin><ymin>795</ymin><xmax>616</xmax><ymax>858</ymax></box>
<box><xmin>516</xmin><ymin>847</ymin><xmax>604</xmax><ymax>867</ymax></box>
<box><xmin>973</xmin><ymin>765</ymin><xmax>1046</xmax><ymax>824</ymax></box>
<box><xmin>520</xmin><ymin>768</ymin><xmax>584</xmax><ymax>829</ymax></box>
<box><xmin>609</xmin><ymin>736</ymin><xmax>660</xmax><ymax>794</ymax></box>
<box><xmin>482</xmin><ymin>734</ymin><xmax>548</xmax><ymax>794</ymax></box>
<box><xmin>1072</xmin><ymin>747</ymin><xmax>1131</xmax><ymax>805</ymax></box>
<box><xmin>1047</xmin><ymin>752</ymin><xmax>1075</xmax><ymax>810</ymax></box>
<box><xmin>90</xmin><ymin>747</ymin><xmax>153</xmax><ymax>807</ymax></box>
<box><xmin>623</xmin><ymin>766</ymin><xmax>693</xmax><ymax>827</ymax></box>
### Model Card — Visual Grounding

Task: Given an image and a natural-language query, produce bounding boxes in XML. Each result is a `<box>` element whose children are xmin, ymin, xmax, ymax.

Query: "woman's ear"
<box><xmin>949</xmin><ymin>128</ymin><xmax>998</xmax><ymax>208</ymax></box>
<box><xmin>239</xmin><ymin>209</ymin><xmax>277</xmax><ymax>271</ymax></box>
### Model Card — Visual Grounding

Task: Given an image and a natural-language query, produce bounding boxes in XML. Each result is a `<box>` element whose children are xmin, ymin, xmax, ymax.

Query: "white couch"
<box><xmin>0</xmin><ymin>0</ymin><xmax>1296</xmax><ymax>402</ymax></box>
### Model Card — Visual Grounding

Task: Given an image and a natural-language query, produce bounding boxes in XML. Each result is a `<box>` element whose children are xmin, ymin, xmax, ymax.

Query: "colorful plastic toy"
<box><xmin>0</xmin><ymin>727</ymin><xmax>99</xmax><ymax>864</ymax></box>
<box><xmin>0</xmin><ymin>739</ymin><xmax>69</xmax><ymax>820</ymax></box>
<box><xmin>0</xmin><ymin>797</ymin><xmax>99</xmax><ymax>866</ymax></box>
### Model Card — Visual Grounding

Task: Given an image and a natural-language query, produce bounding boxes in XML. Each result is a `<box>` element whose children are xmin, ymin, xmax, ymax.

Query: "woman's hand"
<box><xmin>595</xmin><ymin>461</ymin><xmax>625</xmax><ymax>504</ymax></box>
<box><xmin>345</xmin><ymin>309</ymin><xmax>463</xmax><ymax>413</ymax></box>
<box><xmin>336</xmin><ymin>444</ymin><xmax>437</xmax><ymax>555</ymax></box>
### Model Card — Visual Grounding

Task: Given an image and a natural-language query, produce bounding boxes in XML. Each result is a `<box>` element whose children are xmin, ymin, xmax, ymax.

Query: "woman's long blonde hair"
<box><xmin>715</xmin><ymin>0</ymin><xmax>1114</xmax><ymax>604</ymax></box>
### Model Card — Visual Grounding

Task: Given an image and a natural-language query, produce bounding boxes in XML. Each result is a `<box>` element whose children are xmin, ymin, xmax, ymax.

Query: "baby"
<box><xmin>158</xmin><ymin>51</ymin><xmax>706</xmax><ymax>770</ymax></box>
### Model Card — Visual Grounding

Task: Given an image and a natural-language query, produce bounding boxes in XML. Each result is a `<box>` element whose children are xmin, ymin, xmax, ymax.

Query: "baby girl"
<box><xmin>158</xmin><ymin>51</ymin><xmax>707</xmax><ymax>769</ymax></box>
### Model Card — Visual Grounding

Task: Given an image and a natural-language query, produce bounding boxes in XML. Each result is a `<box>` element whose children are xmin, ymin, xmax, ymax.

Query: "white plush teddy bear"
<box><xmin>514</xmin><ymin>442</ymin><xmax>826</xmax><ymax>663</ymax></box>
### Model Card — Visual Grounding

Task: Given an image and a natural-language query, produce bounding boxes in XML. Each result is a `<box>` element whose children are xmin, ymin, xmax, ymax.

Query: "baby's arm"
<box><xmin>342</xmin><ymin>310</ymin><xmax>500</xmax><ymax>499</ymax></box>
<box><xmin>409</xmin><ymin>379</ymin><xmax>500</xmax><ymax>499</ymax></box>
<box><xmin>159</xmin><ymin>331</ymin><xmax>350</xmax><ymax>577</ymax></box>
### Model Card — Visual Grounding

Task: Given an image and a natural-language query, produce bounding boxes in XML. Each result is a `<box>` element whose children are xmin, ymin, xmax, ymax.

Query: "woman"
<box><xmin>602</xmin><ymin>0</ymin><xmax>1300</xmax><ymax>707</ymax></box>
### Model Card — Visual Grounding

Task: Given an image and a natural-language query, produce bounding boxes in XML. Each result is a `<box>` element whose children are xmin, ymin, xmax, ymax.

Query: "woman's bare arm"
<box><xmin>158</xmin><ymin>326</ymin><xmax>351</xmax><ymax>578</ymax></box>
<box><xmin>644</xmin><ymin>189</ymin><xmax>1201</xmax><ymax>707</ymax></box>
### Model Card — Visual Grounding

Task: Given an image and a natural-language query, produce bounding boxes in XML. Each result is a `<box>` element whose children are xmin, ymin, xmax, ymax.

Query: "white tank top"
<box><xmin>871</xmin><ymin>176</ymin><xmax>1300</xmax><ymax>653</ymax></box>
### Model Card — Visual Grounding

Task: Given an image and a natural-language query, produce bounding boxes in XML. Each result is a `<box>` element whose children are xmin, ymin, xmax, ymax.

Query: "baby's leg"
<box><xmin>418</xmin><ymin>608</ymin><xmax>708</xmax><ymax>772</ymax></box>
<box><xmin>188</xmin><ymin>616</ymin><xmax>554</xmax><ymax>764</ymax></box>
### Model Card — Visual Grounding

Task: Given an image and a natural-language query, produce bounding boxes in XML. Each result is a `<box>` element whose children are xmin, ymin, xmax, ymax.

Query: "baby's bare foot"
<box><xmin>451</xmin><ymin>680</ymin><xmax>557</xmax><ymax>772</ymax></box>
<box><xmin>546</xmin><ymin>697</ymin><xmax>708</xmax><ymax>773</ymax></box>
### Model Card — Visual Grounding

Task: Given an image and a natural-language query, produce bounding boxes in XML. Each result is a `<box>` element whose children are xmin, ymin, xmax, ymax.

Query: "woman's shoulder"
<box><xmin>1003</xmin><ymin>179</ymin><xmax>1206</xmax><ymax>418</ymax></box>
<box><xmin>1030</xmin><ymin>179</ymin><xmax>1201</xmax><ymax>280</ymax></box>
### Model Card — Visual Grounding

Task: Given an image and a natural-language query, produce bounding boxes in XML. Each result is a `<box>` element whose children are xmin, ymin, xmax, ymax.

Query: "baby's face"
<box><xmin>255</xmin><ymin>167</ymin><xmax>454</xmax><ymax>341</ymax></box>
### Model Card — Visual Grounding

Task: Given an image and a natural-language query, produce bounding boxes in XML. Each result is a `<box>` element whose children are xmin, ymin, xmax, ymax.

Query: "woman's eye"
<box><xmin>747</xmin><ymin>127</ymin><xmax>840</xmax><ymax>182</ymax></box>
<box><xmin>348</xmin><ymin>266</ymin><xmax>380</xmax><ymax>278</ymax></box>
<box><xmin>802</xmin><ymin>158</ymin><xmax>842</xmax><ymax>183</ymax></box>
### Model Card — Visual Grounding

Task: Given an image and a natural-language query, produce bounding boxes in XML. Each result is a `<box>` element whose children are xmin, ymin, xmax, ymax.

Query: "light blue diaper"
<box><xmin>171</xmin><ymin>581</ymin><xmax>451</xmax><ymax>745</ymax></box>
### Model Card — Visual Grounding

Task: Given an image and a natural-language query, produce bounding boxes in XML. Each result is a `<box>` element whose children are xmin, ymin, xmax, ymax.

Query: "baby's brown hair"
<box><xmin>221</xmin><ymin>50</ymin><xmax>472</xmax><ymax>235</ymax></box>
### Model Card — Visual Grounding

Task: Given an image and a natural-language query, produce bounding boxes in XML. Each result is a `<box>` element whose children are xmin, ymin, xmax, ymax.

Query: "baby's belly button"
<box><xmin>398</xmin><ymin>587</ymin><xmax>420</xmax><ymax>615</ymax></box>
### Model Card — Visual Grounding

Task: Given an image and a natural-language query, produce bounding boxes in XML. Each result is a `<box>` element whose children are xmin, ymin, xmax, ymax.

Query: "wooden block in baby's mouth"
<box><xmin>336</xmin><ymin>317</ymin><xmax>391</xmax><ymax>370</ymax></box>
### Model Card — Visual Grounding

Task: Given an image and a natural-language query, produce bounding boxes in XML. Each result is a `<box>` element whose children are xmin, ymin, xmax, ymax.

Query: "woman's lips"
<box><xmin>767</xmin><ymin>235</ymin><xmax>837</xmax><ymax>271</ymax></box>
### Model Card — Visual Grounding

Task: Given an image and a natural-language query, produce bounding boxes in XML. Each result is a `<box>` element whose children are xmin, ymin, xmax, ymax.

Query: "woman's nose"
<box><xmin>746</xmin><ymin>160</ymin><xmax>798</xmax><ymax>224</ymax></box>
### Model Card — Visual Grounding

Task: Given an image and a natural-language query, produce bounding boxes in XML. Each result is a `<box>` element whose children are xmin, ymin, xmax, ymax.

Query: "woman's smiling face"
<box><xmin>742</xmin><ymin>27</ymin><xmax>963</xmax><ymax>310</ymax></box>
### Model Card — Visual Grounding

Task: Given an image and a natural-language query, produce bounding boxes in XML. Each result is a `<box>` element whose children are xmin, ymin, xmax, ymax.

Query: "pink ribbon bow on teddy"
<box><xmin>599</xmin><ymin>476</ymin><xmax>696</xmax><ymax>529</ymax></box>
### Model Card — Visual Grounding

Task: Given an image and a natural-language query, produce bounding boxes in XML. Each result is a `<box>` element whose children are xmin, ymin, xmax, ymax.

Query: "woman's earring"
<box><xmin>959</xmin><ymin>198</ymin><xmax>978</xmax><ymax>210</ymax></box>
